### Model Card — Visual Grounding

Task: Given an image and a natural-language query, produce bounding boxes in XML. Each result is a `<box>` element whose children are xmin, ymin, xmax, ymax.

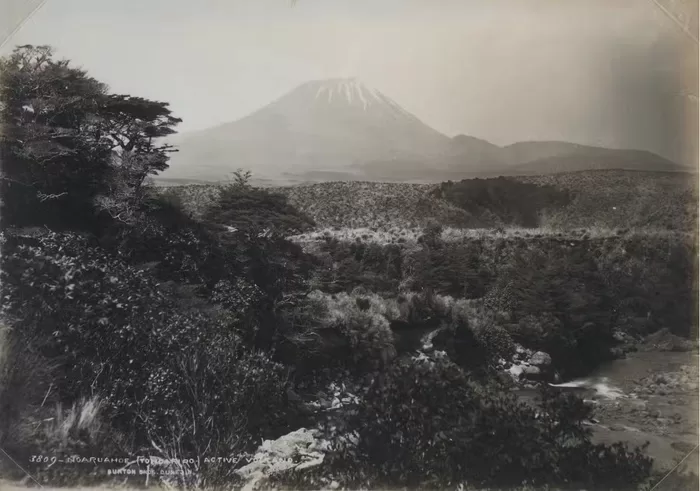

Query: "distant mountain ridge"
<box><xmin>160</xmin><ymin>78</ymin><xmax>691</xmax><ymax>185</ymax></box>
<box><xmin>509</xmin><ymin>147</ymin><xmax>686</xmax><ymax>175</ymax></box>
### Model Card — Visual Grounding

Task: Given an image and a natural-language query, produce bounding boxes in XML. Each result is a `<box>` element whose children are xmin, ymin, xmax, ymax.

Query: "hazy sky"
<box><xmin>2</xmin><ymin>0</ymin><xmax>698</xmax><ymax>165</ymax></box>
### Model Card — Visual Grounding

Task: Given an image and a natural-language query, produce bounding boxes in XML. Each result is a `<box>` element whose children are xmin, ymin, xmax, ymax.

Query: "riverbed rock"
<box><xmin>612</xmin><ymin>330</ymin><xmax>627</xmax><ymax>343</ymax></box>
<box><xmin>528</xmin><ymin>351</ymin><xmax>552</xmax><ymax>367</ymax></box>
<box><xmin>522</xmin><ymin>365</ymin><xmax>542</xmax><ymax>380</ymax></box>
<box><xmin>655</xmin><ymin>374</ymin><xmax>668</xmax><ymax>385</ymax></box>
<box><xmin>508</xmin><ymin>364</ymin><xmax>524</xmax><ymax>380</ymax></box>
<box><xmin>317</xmin><ymin>397</ymin><xmax>332</xmax><ymax>410</ymax></box>
<box><xmin>610</xmin><ymin>347</ymin><xmax>626</xmax><ymax>359</ymax></box>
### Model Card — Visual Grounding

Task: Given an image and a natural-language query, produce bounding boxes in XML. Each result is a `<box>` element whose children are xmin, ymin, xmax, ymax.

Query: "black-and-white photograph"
<box><xmin>0</xmin><ymin>1</ymin><xmax>698</xmax><ymax>490</ymax></box>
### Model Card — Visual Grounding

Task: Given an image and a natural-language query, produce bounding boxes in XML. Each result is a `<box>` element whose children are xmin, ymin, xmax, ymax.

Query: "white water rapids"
<box><xmin>549</xmin><ymin>376</ymin><xmax>626</xmax><ymax>400</ymax></box>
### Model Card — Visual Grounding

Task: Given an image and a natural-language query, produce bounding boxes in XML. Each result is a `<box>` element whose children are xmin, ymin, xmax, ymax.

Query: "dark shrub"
<box><xmin>316</xmin><ymin>240</ymin><xmax>402</xmax><ymax>294</ymax></box>
<box><xmin>101</xmin><ymin>192</ymin><xmax>234</xmax><ymax>287</ymax></box>
<box><xmin>276</xmin><ymin>291</ymin><xmax>396</xmax><ymax>375</ymax></box>
<box><xmin>102</xmin><ymin>192</ymin><xmax>315</xmax><ymax>351</ymax></box>
<box><xmin>329</xmin><ymin>355</ymin><xmax>651</xmax><ymax>489</ymax></box>
<box><xmin>0</xmin><ymin>230</ymin><xmax>294</xmax><ymax>455</ymax></box>
<box><xmin>434</xmin><ymin>177</ymin><xmax>571</xmax><ymax>227</ymax></box>
<box><xmin>421</xmin><ymin>220</ymin><xmax>443</xmax><ymax>245</ymax></box>
<box><xmin>204</xmin><ymin>185</ymin><xmax>314</xmax><ymax>234</ymax></box>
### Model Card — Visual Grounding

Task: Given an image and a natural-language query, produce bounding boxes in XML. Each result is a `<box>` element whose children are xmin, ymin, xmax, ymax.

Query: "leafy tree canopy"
<box><xmin>0</xmin><ymin>45</ymin><xmax>181</xmax><ymax>230</ymax></box>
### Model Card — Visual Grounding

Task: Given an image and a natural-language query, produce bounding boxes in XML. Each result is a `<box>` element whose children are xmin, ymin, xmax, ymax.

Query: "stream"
<box><xmin>519</xmin><ymin>351</ymin><xmax>699</xmax><ymax>474</ymax></box>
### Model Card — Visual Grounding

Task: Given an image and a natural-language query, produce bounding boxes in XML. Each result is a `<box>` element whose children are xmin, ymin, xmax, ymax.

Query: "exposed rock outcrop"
<box><xmin>236</xmin><ymin>428</ymin><xmax>330</xmax><ymax>491</ymax></box>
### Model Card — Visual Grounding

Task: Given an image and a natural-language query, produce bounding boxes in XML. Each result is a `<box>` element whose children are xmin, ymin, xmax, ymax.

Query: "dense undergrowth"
<box><xmin>0</xmin><ymin>45</ymin><xmax>692</xmax><ymax>490</ymax></box>
<box><xmin>433</xmin><ymin>177</ymin><xmax>572</xmax><ymax>227</ymax></box>
<box><xmin>306</xmin><ymin>228</ymin><xmax>697</xmax><ymax>378</ymax></box>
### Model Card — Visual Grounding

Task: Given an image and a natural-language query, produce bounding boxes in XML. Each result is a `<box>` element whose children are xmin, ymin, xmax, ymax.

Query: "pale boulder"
<box><xmin>528</xmin><ymin>351</ymin><xmax>552</xmax><ymax>367</ymax></box>
<box><xmin>236</xmin><ymin>428</ymin><xmax>329</xmax><ymax>491</ymax></box>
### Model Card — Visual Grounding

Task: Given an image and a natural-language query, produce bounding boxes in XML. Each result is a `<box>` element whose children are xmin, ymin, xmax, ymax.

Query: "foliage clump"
<box><xmin>204</xmin><ymin>183</ymin><xmax>315</xmax><ymax>235</ymax></box>
<box><xmin>277</xmin><ymin>290</ymin><xmax>397</xmax><ymax>373</ymax></box>
<box><xmin>434</xmin><ymin>176</ymin><xmax>571</xmax><ymax>227</ymax></box>
<box><xmin>329</xmin><ymin>355</ymin><xmax>652</xmax><ymax>490</ymax></box>
<box><xmin>0</xmin><ymin>230</ymin><xmax>293</xmax><ymax>463</ymax></box>
<box><xmin>0</xmin><ymin>45</ymin><xmax>180</xmax><ymax>230</ymax></box>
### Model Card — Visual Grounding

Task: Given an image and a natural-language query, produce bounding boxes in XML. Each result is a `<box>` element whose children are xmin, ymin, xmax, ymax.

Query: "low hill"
<box><xmin>511</xmin><ymin>149</ymin><xmax>688</xmax><ymax>175</ymax></box>
<box><xmin>501</xmin><ymin>141</ymin><xmax>603</xmax><ymax>164</ymax></box>
<box><xmin>346</xmin><ymin>144</ymin><xmax>688</xmax><ymax>184</ymax></box>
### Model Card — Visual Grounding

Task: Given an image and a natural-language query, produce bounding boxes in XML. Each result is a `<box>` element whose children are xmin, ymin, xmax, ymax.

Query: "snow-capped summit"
<box><xmin>308</xmin><ymin>78</ymin><xmax>403</xmax><ymax>112</ymax></box>
<box><xmin>276</xmin><ymin>77</ymin><xmax>418</xmax><ymax>121</ymax></box>
<box><xmin>164</xmin><ymin>77</ymin><xmax>450</xmax><ymax>182</ymax></box>
<box><xmin>313</xmin><ymin>78</ymin><xmax>379</xmax><ymax>104</ymax></box>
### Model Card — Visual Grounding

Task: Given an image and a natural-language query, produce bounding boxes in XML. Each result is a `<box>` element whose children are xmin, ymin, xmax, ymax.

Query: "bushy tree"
<box><xmin>316</xmin><ymin>239</ymin><xmax>403</xmax><ymax>293</ymax></box>
<box><xmin>0</xmin><ymin>45</ymin><xmax>110</xmax><ymax>228</ymax></box>
<box><xmin>419</xmin><ymin>219</ymin><xmax>443</xmax><ymax>246</ymax></box>
<box><xmin>204</xmin><ymin>184</ymin><xmax>314</xmax><ymax>234</ymax></box>
<box><xmin>274</xmin><ymin>290</ymin><xmax>397</xmax><ymax>376</ymax></box>
<box><xmin>230</xmin><ymin>168</ymin><xmax>252</xmax><ymax>189</ymax></box>
<box><xmin>408</xmin><ymin>240</ymin><xmax>493</xmax><ymax>298</ymax></box>
<box><xmin>92</xmin><ymin>94</ymin><xmax>181</xmax><ymax>224</ymax></box>
<box><xmin>102</xmin><ymin>192</ymin><xmax>237</xmax><ymax>287</ymax></box>
<box><xmin>491</xmin><ymin>243</ymin><xmax>617</xmax><ymax>376</ymax></box>
<box><xmin>100</xmin><ymin>185</ymin><xmax>316</xmax><ymax>353</ymax></box>
<box><xmin>0</xmin><ymin>45</ymin><xmax>181</xmax><ymax>230</ymax></box>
